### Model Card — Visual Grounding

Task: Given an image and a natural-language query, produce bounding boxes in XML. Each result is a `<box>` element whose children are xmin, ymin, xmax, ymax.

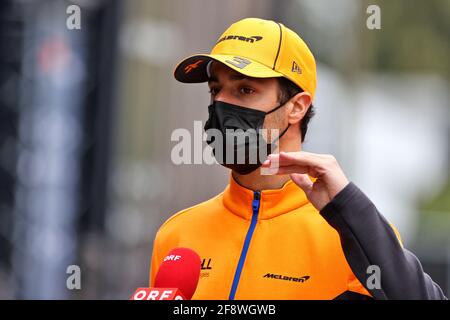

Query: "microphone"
<box><xmin>130</xmin><ymin>247</ymin><xmax>201</xmax><ymax>300</ymax></box>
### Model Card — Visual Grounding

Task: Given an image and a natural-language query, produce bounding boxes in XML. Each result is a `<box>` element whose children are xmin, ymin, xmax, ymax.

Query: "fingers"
<box><xmin>261</xmin><ymin>164</ymin><xmax>319</xmax><ymax>178</ymax></box>
<box><xmin>261</xmin><ymin>153</ymin><xmax>307</xmax><ymax>169</ymax></box>
<box><xmin>262</xmin><ymin>152</ymin><xmax>312</xmax><ymax>176</ymax></box>
<box><xmin>290</xmin><ymin>173</ymin><xmax>313</xmax><ymax>194</ymax></box>
<box><xmin>261</xmin><ymin>152</ymin><xmax>316</xmax><ymax>173</ymax></box>
<box><xmin>273</xmin><ymin>165</ymin><xmax>312</xmax><ymax>175</ymax></box>
<box><xmin>265</xmin><ymin>151</ymin><xmax>325</xmax><ymax>167</ymax></box>
<box><xmin>262</xmin><ymin>151</ymin><xmax>335</xmax><ymax>170</ymax></box>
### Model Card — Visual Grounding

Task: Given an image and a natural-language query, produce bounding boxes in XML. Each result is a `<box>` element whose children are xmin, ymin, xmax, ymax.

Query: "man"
<box><xmin>150</xmin><ymin>18</ymin><xmax>446</xmax><ymax>299</ymax></box>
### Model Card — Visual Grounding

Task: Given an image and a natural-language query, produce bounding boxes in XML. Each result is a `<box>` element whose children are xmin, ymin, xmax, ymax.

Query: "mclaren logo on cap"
<box><xmin>217</xmin><ymin>35</ymin><xmax>263</xmax><ymax>44</ymax></box>
<box><xmin>184</xmin><ymin>59</ymin><xmax>204</xmax><ymax>74</ymax></box>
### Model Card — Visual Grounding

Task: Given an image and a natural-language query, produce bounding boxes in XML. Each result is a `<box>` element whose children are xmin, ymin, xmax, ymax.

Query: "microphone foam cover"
<box><xmin>154</xmin><ymin>247</ymin><xmax>201</xmax><ymax>300</ymax></box>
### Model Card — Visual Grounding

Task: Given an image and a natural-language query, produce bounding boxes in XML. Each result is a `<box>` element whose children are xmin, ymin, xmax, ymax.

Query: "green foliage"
<box><xmin>362</xmin><ymin>0</ymin><xmax>450</xmax><ymax>78</ymax></box>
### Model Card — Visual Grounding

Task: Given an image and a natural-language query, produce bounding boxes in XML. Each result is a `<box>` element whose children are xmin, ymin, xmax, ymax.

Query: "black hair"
<box><xmin>277</xmin><ymin>77</ymin><xmax>315</xmax><ymax>142</ymax></box>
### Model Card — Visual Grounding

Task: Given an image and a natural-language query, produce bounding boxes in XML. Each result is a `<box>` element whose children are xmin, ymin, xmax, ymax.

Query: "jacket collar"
<box><xmin>222</xmin><ymin>174</ymin><xmax>310</xmax><ymax>220</ymax></box>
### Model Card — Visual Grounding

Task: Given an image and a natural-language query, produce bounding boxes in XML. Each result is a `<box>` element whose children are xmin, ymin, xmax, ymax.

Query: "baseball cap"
<box><xmin>174</xmin><ymin>17</ymin><xmax>317</xmax><ymax>100</ymax></box>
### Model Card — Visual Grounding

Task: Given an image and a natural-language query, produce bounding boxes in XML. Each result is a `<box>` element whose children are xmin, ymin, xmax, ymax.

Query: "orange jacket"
<box><xmin>150</xmin><ymin>175</ymin><xmax>372</xmax><ymax>299</ymax></box>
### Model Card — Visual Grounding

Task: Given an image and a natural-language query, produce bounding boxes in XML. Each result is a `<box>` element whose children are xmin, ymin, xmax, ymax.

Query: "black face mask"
<box><xmin>204</xmin><ymin>100</ymin><xmax>290</xmax><ymax>175</ymax></box>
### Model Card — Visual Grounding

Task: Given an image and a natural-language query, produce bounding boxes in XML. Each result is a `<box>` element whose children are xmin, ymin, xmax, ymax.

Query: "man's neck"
<box><xmin>232</xmin><ymin>170</ymin><xmax>291</xmax><ymax>191</ymax></box>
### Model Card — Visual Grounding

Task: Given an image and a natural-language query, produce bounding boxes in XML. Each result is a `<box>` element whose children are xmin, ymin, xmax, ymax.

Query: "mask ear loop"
<box><xmin>264</xmin><ymin>100</ymin><xmax>290</xmax><ymax>144</ymax></box>
<box><xmin>271</xmin><ymin>123</ymin><xmax>290</xmax><ymax>144</ymax></box>
<box><xmin>265</xmin><ymin>102</ymin><xmax>286</xmax><ymax>115</ymax></box>
<box><xmin>259</xmin><ymin>123</ymin><xmax>290</xmax><ymax>162</ymax></box>
<box><xmin>262</xmin><ymin>100</ymin><xmax>291</xmax><ymax>152</ymax></box>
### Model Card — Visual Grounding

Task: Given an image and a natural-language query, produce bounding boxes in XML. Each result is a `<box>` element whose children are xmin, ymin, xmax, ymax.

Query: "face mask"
<box><xmin>204</xmin><ymin>100</ymin><xmax>290</xmax><ymax>175</ymax></box>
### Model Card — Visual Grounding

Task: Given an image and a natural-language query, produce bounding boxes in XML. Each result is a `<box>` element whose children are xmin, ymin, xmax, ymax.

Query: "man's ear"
<box><xmin>287</xmin><ymin>92</ymin><xmax>312</xmax><ymax>125</ymax></box>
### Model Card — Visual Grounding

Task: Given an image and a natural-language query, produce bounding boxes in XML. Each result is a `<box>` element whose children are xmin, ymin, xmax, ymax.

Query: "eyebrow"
<box><xmin>229</xmin><ymin>73</ymin><xmax>252</xmax><ymax>81</ymax></box>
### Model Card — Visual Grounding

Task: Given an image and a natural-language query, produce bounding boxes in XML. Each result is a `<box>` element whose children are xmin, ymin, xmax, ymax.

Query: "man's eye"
<box><xmin>240</xmin><ymin>87</ymin><xmax>255</xmax><ymax>95</ymax></box>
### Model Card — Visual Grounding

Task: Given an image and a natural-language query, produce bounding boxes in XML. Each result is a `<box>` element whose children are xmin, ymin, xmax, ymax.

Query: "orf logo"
<box><xmin>130</xmin><ymin>288</ymin><xmax>185</xmax><ymax>300</ymax></box>
<box><xmin>164</xmin><ymin>254</ymin><xmax>181</xmax><ymax>262</ymax></box>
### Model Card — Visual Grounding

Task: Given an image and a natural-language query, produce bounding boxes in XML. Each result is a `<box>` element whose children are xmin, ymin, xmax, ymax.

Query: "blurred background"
<box><xmin>0</xmin><ymin>0</ymin><xmax>449</xmax><ymax>299</ymax></box>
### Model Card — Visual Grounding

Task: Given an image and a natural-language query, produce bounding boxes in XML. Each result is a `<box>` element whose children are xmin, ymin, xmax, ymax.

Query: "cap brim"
<box><xmin>174</xmin><ymin>54</ymin><xmax>284</xmax><ymax>83</ymax></box>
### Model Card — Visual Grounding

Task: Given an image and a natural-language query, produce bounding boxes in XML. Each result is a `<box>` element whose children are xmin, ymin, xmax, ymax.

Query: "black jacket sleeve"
<box><xmin>320</xmin><ymin>182</ymin><xmax>447</xmax><ymax>300</ymax></box>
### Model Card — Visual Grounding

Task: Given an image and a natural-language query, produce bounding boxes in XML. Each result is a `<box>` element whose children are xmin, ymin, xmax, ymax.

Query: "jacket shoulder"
<box><xmin>157</xmin><ymin>192</ymin><xmax>224</xmax><ymax>234</ymax></box>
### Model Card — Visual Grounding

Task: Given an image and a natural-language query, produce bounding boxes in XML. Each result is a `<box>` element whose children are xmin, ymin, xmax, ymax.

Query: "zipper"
<box><xmin>228</xmin><ymin>190</ymin><xmax>261</xmax><ymax>300</ymax></box>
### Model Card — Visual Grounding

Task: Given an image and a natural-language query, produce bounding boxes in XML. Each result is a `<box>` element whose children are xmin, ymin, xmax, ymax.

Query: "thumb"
<box><xmin>290</xmin><ymin>173</ymin><xmax>313</xmax><ymax>195</ymax></box>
